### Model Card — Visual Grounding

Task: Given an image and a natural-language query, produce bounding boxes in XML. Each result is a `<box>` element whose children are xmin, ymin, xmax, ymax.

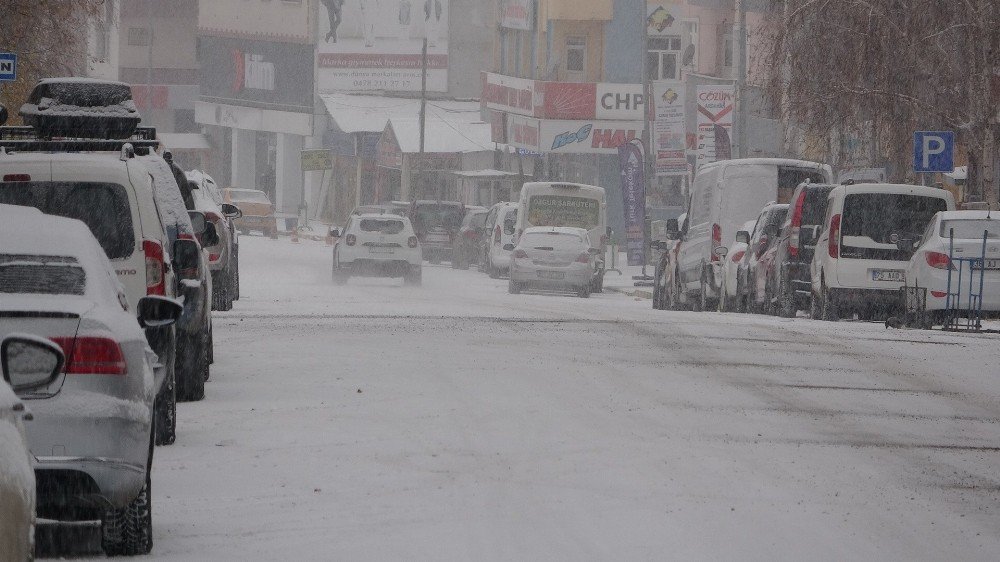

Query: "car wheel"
<box><xmin>101</xmin><ymin>467</ymin><xmax>153</xmax><ymax>556</ymax></box>
<box><xmin>404</xmin><ymin>267</ymin><xmax>422</xmax><ymax>287</ymax></box>
<box><xmin>154</xmin><ymin>360</ymin><xmax>176</xmax><ymax>446</ymax></box>
<box><xmin>178</xmin><ymin>334</ymin><xmax>206</xmax><ymax>402</ymax></box>
<box><xmin>489</xmin><ymin>262</ymin><xmax>500</xmax><ymax>279</ymax></box>
<box><xmin>777</xmin><ymin>276</ymin><xmax>796</xmax><ymax>318</ymax></box>
<box><xmin>591</xmin><ymin>274</ymin><xmax>603</xmax><ymax>293</ymax></box>
<box><xmin>821</xmin><ymin>282</ymin><xmax>839</xmax><ymax>321</ymax></box>
<box><xmin>652</xmin><ymin>270</ymin><xmax>663</xmax><ymax>310</ymax></box>
<box><xmin>332</xmin><ymin>256</ymin><xmax>348</xmax><ymax>285</ymax></box>
<box><xmin>206</xmin><ymin>323</ymin><xmax>214</xmax><ymax>369</ymax></box>
<box><xmin>578</xmin><ymin>285</ymin><xmax>591</xmax><ymax>298</ymax></box>
<box><xmin>508</xmin><ymin>279</ymin><xmax>521</xmax><ymax>294</ymax></box>
<box><xmin>223</xmin><ymin>274</ymin><xmax>235</xmax><ymax>311</ymax></box>
<box><xmin>232</xmin><ymin>249</ymin><xmax>240</xmax><ymax>300</ymax></box>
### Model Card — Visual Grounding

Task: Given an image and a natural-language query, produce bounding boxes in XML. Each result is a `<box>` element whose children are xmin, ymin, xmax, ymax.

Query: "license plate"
<box><xmin>972</xmin><ymin>259</ymin><xmax>1000</xmax><ymax>270</ymax></box>
<box><xmin>538</xmin><ymin>271</ymin><xmax>564</xmax><ymax>280</ymax></box>
<box><xmin>369</xmin><ymin>247</ymin><xmax>394</xmax><ymax>255</ymax></box>
<box><xmin>870</xmin><ymin>269</ymin><xmax>905</xmax><ymax>282</ymax></box>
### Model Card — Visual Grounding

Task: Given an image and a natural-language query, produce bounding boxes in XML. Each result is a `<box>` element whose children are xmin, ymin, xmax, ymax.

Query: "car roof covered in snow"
<box><xmin>136</xmin><ymin>153</ymin><xmax>193</xmax><ymax>236</ymax></box>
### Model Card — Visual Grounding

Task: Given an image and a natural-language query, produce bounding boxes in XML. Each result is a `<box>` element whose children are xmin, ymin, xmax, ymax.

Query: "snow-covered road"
<box><xmin>77</xmin><ymin>235</ymin><xmax>1000</xmax><ymax>560</ymax></box>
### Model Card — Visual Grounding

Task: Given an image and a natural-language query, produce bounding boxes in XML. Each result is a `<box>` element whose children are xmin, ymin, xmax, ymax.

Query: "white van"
<box><xmin>515</xmin><ymin>182</ymin><xmax>608</xmax><ymax>291</ymax></box>
<box><xmin>810</xmin><ymin>183</ymin><xmax>954</xmax><ymax>320</ymax></box>
<box><xmin>673</xmin><ymin>158</ymin><xmax>832</xmax><ymax>309</ymax></box>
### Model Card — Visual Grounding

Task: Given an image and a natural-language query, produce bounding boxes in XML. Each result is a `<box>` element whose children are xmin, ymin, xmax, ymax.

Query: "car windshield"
<box><xmin>359</xmin><ymin>219</ymin><xmax>405</xmax><ymax>234</ymax></box>
<box><xmin>527</xmin><ymin>195</ymin><xmax>600</xmax><ymax>229</ymax></box>
<box><xmin>0</xmin><ymin>254</ymin><xmax>86</xmax><ymax>295</ymax></box>
<box><xmin>229</xmin><ymin>190</ymin><xmax>270</xmax><ymax>203</ymax></box>
<box><xmin>842</xmin><ymin>193</ymin><xmax>949</xmax><ymax>244</ymax></box>
<box><xmin>939</xmin><ymin>219</ymin><xmax>1000</xmax><ymax>240</ymax></box>
<box><xmin>0</xmin><ymin>182</ymin><xmax>134</xmax><ymax>259</ymax></box>
<box><xmin>520</xmin><ymin>231</ymin><xmax>586</xmax><ymax>250</ymax></box>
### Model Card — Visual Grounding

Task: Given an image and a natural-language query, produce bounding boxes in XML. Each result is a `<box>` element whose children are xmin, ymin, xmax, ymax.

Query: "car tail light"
<box><xmin>711</xmin><ymin>223</ymin><xmax>722</xmax><ymax>262</ymax></box>
<box><xmin>51</xmin><ymin>337</ymin><xmax>127</xmax><ymax>376</ymax></box>
<box><xmin>2</xmin><ymin>174</ymin><xmax>31</xmax><ymax>182</ymax></box>
<box><xmin>789</xmin><ymin>189</ymin><xmax>807</xmax><ymax>258</ymax></box>
<box><xmin>575</xmin><ymin>252</ymin><xmax>590</xmax><ymax>263</ymax></box>
<box><xmin>346</xmin><ymin>234</ymin><xmax>356</xmax><ymax>246</ymax></box>
<box><xmin>407</xmin><ymin>236</ymin><xmax>418</xmax><ymax>248</ymax></box>
<box><xmin>731</xmin><ymin>250</ymin><xmax>745</xmax><ymax>263</ymax></box>
<box><xmin>925</xmin><ymin>251</ymin><xmax>952</xmax><ymax>270</ymax></box>
<box><xmin>142</xmin><ymin>239</ymin><xmax>166</xmax><ymax>295</ymax></box>
<box><xmin>827</xmin><ymin>214</ymin><xmax>841</xmax><ymax>259</ymax></box>
<box><xmin>494</xmin><ymin>226</ymin><xmax>501</xmax><ymax>243</ymax></box>
<box><xmin>513</xmin><ymin>249</ymin><xmax>528</xmax><ymax>259</ymax></box>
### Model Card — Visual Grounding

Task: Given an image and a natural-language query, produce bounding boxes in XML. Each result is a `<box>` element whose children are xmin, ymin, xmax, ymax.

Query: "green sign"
<box><xmin>300</xmin><ymin>149</ymin><xmax>332</xmax><ymax>171</ymax></box>
<box><xmin>527</xmin><ymin>195</ymin><xmax>600</xmax><ymax>229</ymax></box>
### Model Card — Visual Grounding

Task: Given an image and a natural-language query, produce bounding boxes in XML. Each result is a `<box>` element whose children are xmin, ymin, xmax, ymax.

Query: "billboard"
<box><xmin>199</xmin><ymin>36</ymin><xmax>314</xmax><ymax>109</ymax></box>
<box><xmin>696</xmin><ymin>85</ymin><xmax>734</xmax><ymax>167</ymax></box>
<box><xmin>317</xmin><ymin>0</ymin><xmax>449</xmax><ymax>92</ymax></box>
<box><xmin>652</xmin><ymin>80</ymin><xmax>686</xmax><ymax>176</ymax></box>
<box><xmin>540</xmin><ymin>120</ymin><xmax>643</xmax><ymax>154</ymax></box>
<box><xmin>501</xmin><ymin>0</ymin><xmax>534</xmax><ymax>30</ymax></box>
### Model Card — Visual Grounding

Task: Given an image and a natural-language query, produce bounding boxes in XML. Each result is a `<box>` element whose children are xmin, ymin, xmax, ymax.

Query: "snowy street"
<box><xmin>92</xmin><ymin>235</ymin><xmax>1000</xmax><ymax>560</ymax></box>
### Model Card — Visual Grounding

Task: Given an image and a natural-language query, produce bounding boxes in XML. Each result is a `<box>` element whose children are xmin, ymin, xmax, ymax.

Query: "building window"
<box><xmin>566</xmin><ymin>36</ymin><xmax>586</xmax><ymax>77</ymax></box>
<box><xmin>647</xmin><ymin>36</ymin><xmax>681</xmax><ymax>81</ymax></box>
<box><xmin>723</xmin><ymin>33</ymin><xmax>734</xmax><ymax>69</ymax></box>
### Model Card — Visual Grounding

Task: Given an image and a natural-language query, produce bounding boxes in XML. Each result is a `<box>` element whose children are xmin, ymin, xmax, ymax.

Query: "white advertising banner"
<box><xmin>652</xmin><ymin>80</ymin><xmax>686</xmax><ymax>176</ymax></box>
<box><xmin>696</xmin><ymin>84</ymin><xmax>734</xmax><ymax>167</ymax></box>
<box><xmin>501</xmin><ymin>0</ymin><xmax>533</xmax><ymax>30</ymax></box>
<box><xmin>317</xmin><ymin>0</ymin><xmax>449</xmax><ymax>92</ymax></box>
<box><xmin>539</xmin><ymin>120</ymin><xmax>644</xmax><ymax>154</ymax></box>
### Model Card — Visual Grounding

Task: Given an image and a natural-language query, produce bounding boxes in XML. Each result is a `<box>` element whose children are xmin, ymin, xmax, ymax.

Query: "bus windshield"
<box><xmin>527</xmin><ymin>195</ymin><xmax>600</xmax><ymax>230</ymax></box>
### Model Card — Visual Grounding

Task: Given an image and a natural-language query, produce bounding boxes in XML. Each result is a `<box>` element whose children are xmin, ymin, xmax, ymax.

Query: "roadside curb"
<box><xmin>606</xmin><ymin>286</ymin><xmax>653</xmax><ymax>299</ymax></box>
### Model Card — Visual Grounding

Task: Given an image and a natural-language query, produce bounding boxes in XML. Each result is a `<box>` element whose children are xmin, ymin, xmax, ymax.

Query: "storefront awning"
<box><xmin>320</xmin><ymin>93</ymin><xmax>484</xmax><ymax>135</ymax></box>
<box><xmin>157</xmin><ymin>133</ymin><xmax>211</xmax><ymax>151</ymax></box>
<box><xmin>388</xmin><ymin>117</ymin><xmax>495</xmax><ymax>154</ymax></box>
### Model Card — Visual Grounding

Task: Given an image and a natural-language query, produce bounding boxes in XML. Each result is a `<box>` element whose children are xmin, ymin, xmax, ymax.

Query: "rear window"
<box><xmin>527</xmin><ymin>196</ymin><xmax>600</xmax><ymax>230</ymax></box>
<box><xmin>521</xmin><ymin>231</ymin><xmax>587</xmax><ymax>249</ymax></box>
<box><xmin>465</xmin><ymin>212</ymin><xmax>487</xmax><ymax>229</ymax></box>
<box><xmin>229</xmin><ymin>190</ymin><xmax>270</xmax><ymax>203</ymax></box>
<box><xmin>0</xmin><ymin>254</ymin><xmax>86</xmax><ymax>295</ymax></box>
<box><xmin>940</xmin><ymin>219</ymin><xmax>1000</xmax><ymax>240</ymax></box>
<box><xmin>413</xmin><ymin>205</ymin><xmax>464</xmax><ymax>232</ymax></box>
<box><xmin>0</xmin><ymin>182</ymin><xmax>135</xmax><ymax>259</ymax></box>
<box><xmin>360</xmin><ymin>219</ymin><xmax>405</xmax><ymax>234</ymax></box>
<box><xmin>801</xmin><ymin>187</ymin><xmax>834</xmax><ymax>226</ymax></box>
<box><xmin>841</xmin><ymin>193</ymin><xmax>948</xmax><ymax>260</ymax></box>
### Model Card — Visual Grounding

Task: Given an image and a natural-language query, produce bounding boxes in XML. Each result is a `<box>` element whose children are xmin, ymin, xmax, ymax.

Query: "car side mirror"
<box><xmin>664</xmin><ymin>218</ymin><xmax>679</xmax><ymax>239</ymax></box>
<box><xmin>173</xmin><ymin>239</ymin><xmax>201</xmax><ymax>280</ymax></box>
<box><xmin>736</xmin><ymin>231</ymin><xmax>750</xmax><ymax>244</ymax></box>
<box><xmin>136</xmin><ymin>296</ymin><xmax>183</xmax><ymax>329</ymax></box>
<box><xmin>714</xmin><ymin>245</ymin><xmax>729</xmax><ymax>258</ymax></box>
<box><xmin>221</xmin><ymin>203</ymin><xmax>243</xmax><ymax>219</ymax></box>
<box><xmin>329</xmin><ymin>228</ymin><xmax>342</xmax><ymax>238</ymax></box>
<box><xmin>202</xmin><ymin>222</ymin><xmax>220</xmax><ymax>247</ymax></box>
<box><xmin>188</xmin><ymin>211</ymin><xmax>207</xmax><ymax>235</ymax></box>
<box><xmin>1</xmin><ymin>334</ymin><xmax>64</xmax><ymax>392</ymax></box>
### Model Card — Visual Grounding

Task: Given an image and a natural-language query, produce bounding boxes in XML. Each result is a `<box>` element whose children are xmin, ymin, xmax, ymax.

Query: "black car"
<box><xmin>764</xmin><ymin>182</ymin><xmax>836</xmax><ymax>317</ymax></box>
<box><xmin>452</xmin><ymin>209</ymin><xmax>488</xmax><ymax>270</ymax></box>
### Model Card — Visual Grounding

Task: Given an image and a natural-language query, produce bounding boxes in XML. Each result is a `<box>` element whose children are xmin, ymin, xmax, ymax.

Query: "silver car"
<box><xmin>0</xmin><ymin>206</ymin><xmax>181</xmax><ymax>556</ymax></box>
<box><xmin>186</xmin><ymin>170</ymin><xmax>243</xmax><ymax>310</ymax></box>
<box><xmin>508</xmin><ymin>227</ymin><xmax>599</xmax><ymax>298</ymax></box>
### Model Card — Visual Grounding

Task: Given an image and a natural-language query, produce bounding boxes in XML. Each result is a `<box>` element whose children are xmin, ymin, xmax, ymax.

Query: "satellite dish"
<box><xmin>682</xmin><ymin>44</ymin><xmax>696</xmax><ymax>66</ymax></box>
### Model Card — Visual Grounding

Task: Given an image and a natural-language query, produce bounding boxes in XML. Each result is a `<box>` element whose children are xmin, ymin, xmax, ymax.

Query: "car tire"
<box><xmin>101</xmin><ymin>467</ymin><xmax>153</xmax><ymax>556</ymax></box>
<box><xmin>592</xmin><ymin>274</ymin><xmax>603</xmax><ymax>293</ymax></box>
<box><xmin>332</xmin><ymin>256</ymin><xmax>349</xmax><ymax>285</ymax></box>
<box><xmin>404</xmin><ymin>268</ymin><xmax>422</xmax><ymax>287</ymax></box>
<box><xmin>777</xmin><ymin>275</ymin><xmax>796</xmax><ymax>318</ymax></box>
<box><xmin>578</xmin><ymin>285</ymin><xmax>591</xmax><ymax>298</ymax></box>
<box><xmin>652</xmin><ymin>270</ymin><xmax>663</xmax><ymax>310</ymax></box>
<box><xmin>232</xmin><ymin>249</ymin><xmax>240</xmax><ymax>301</ymax></box>
<box><xmin>820</xmin><ymin>282</ymin><xmax>839</xmax><ymax>321</ymax></box>
<box><xmin>206</xmin><ymin>323</ymin><xmax>214</xmax><ymax>369</ymax></box>
<box><xmin>178</xmin><ymin>334</ymin><xmax>206</xmax><ymax>402</ymax></box>
<box><xmin>508</xmin><ymin>279</ymin><xmax>521</xmax><ymax>294</ymax></box>
<box><xmin>154</xmin><ymin>362</ymin><xmax>176</xmax><ymax>446</ymax></box>
<box><xmin>489</xmin><ymin>262</ymin><xmax>500</xmax><ymax>279</ymax></box>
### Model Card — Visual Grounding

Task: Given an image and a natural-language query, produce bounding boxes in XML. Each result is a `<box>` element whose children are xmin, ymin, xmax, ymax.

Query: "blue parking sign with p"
<box><xmin>0</xmin><ymin>53</ymin><xmax>16</xmax><ymax>82</ymax></box>
<box><xmin>913</xmin><ymin>131</ymin><xmax>954</xmax><ymax>173</ymax></box>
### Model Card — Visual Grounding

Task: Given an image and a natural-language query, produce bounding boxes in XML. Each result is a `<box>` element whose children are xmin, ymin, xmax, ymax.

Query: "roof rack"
<box><xmin>0</xmin><ymin>125</ymin><xmax>159</xmax><ymax>155</ymax></box>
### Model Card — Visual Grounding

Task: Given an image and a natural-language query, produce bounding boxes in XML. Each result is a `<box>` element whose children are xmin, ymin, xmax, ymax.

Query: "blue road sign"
<box><xmin>0</xmin><ymin>53</ymin><xmax>16</xmax><ymax>82</ymax></box>
<box><xmin>913</xmin><ymin>131</ymin><xmax>954</xmax><ymax>173</ymax></box>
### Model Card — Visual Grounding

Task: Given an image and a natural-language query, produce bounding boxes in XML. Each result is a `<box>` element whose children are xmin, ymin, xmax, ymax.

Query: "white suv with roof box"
<box><xmin>810</xmin><ymin>183</ymin><xmax>954</xmax><ymax>320</ymax></box>
<box><xmin>331</xmin><ymin>213</ymin><xmax>423</xmax><ymax>286</ymax></box>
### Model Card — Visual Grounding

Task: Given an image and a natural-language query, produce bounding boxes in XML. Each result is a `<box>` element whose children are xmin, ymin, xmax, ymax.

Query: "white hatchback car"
<box><xmin>811</xmin><ymin>183</ymin><xmax>954</xmax><ymax>320</ymax></box>
<box><xmin>719</xmin><ymin>220</ymin><xmax>757</xmax><ymax>311</ymax></box>
<box><xmin>905</xmin><ymin>210</ymin><xmax>1000</xmax><ymax>319</ymax></box>
<box><xmin>483</xmin><ymin>202</ymin><xmax>518</xmax><ymax>278</ymax></box>
<box><xmin>508</xmin><ymin>227</ymin><xmax>598</xmax><ymax>298</ymax></box>
<box><xmin>331</xmin><ymin>213</ymin><xmax>423</xmax><ymax>286</ymax></box>
<box><xmin>0</xmin><ymin>206</ymin><xmax>181</xmax><ymax>556</ymax></box>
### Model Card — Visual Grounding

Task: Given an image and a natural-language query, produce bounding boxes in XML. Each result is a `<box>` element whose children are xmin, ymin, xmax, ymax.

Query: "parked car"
<box><xmin>0</xmin><ymin>334</ymin><xmax>63</xmax><ymax>561</ymax></box>
<box><xmin>718</xmin><ymin>219</ymin><xmax>757</xmax><ymax>312</ymax></box>
<box><xmin>224</xmin><ymin>187</ymin><xmax>278</xmax><ymax>238</ymax></box>
<box><xmin>187</xmin><ymin>170</ymin><xmax>243</xmax><ymax>310</ymax></box>
<box><xmin>651</xmin><ymin>213</ymin><xmax>687</xmax><ymax>310</ymax></box>
<box><xmin>409</xmin><ymin>200</ymin><xmax>465</xmax><ymax>264</ymax></box>
<box><xmin>904</xmin><ymin>210</ymin><xmax>1000</xmax><ymax>324</ymax></box>
<box><xmin>509</xmin><ymin>227</ymin><xmax>600</xmax><ymax>298</ymax></box>
<box><xmin>0</xmin><ymin>206</ymin><xmax>182</xmax><ymax>556</ymax></box>
<box><xmin>741</xmin><ymin>203</ymin><xmax>789</xmax><ymax>313</ymax></box>
<box><xmin>452</xmin><ymin>208</ymin><xmax>488</xmax><ymax>270</ymax></box>
<box><xmin>671</xmin><ymin>158</ymin><xmax>832</xmax><ymax>310</ymax></box>
<box><xmin>515</xmin><ymin>182</ymin><xmax>608</xmax><ymax>292</ymax></box>
<box><xmin>811</xmin><ymin>183</ymin><xmax>954</xmax><ymax>321</ymax></box>
<box><xmin>0</xmin><ymin>124</ymin><xmax>182</xmax><ymax>446</ymax></box>
<box><xmin>763</xmin><ymin>182</ymin><xmax>836</xmax><ymax>317</ymax></box>
<box><xmin>482</xmin><ymin>202</ymin><xmax>519</xmax><ymax>279</ymax></box>
<box><xmin>331</xmin><ymin>213</ymin><xmax>422</xmax><ymax>286</ymax></box>
<box><xmin>140</xmin><ymin>153</ymin><xmax>214</xmax><ymax>402</ymax></box>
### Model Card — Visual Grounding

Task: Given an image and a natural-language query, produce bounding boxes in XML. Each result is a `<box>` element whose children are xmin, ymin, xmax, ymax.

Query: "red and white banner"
<box><xmin>696</xmin><ymin>85</ymin><xmax>734</xmax><ymax>167</ymax></box>
<box><xmin>652</xmin><ymin>80</ymin><xmax>686</xmax><ymax>176</ymax></box>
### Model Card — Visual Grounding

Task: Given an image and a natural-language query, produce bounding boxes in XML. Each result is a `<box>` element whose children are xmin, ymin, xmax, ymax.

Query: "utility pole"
<box><xmin>146</xmin><ymin>0</ymin><xmax>154</xmax><ymax>113</ymax></box>
<box><xmin>733</xmin><ymin>0</ymin><xmax>746</xmax><ymax>159</ymax></box>
<box><xmin>636</xmin><ymin>0</ymin><xmax>653</xmax><ymax>282</ymax></box>
<box><xmin>419</xmin><ymin>38</ymin><xmax>428</xmax><ymax>154</ymax></box>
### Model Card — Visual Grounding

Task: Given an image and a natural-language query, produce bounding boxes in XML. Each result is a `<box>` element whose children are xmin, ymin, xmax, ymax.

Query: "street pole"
<box><xmin>734</xmin><ymin>0</ymin><xmax>746</xmax><ymax>159</ymax></box>
<box><xmin>419</xmin><ymin>37</ymin><xmax>427</xmax><ymax>200</ymax></box>
<box><xmin>637</xmin><ymin>0</ymin><xmax>654</xmax><ymax>281</ymax></box>
<box><xmin>146</xmin><ymin>0</ymin><xmax>153</xmax><ymax>115</ymax></box>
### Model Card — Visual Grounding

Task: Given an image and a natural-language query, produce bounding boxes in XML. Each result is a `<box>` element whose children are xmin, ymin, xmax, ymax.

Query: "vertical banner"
<box><xmin>652</xmin><ymin>80</ymin><xmax>687</xmax><ymax>176</ymax></box>
<box><xmin>618</xmin><ymin>139</ymin><xmax>647</xmax><ymax>266</ymax></box>
<box><xmin>696</xmin><ymin>85</ymin><xmax>735</xmax><ymax>168</ymax></box>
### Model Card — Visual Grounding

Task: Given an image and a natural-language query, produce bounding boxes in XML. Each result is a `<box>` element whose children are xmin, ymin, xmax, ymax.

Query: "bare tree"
<box><xmin>758</xmin><ymin>0</ymin><xmax>1000</xmax><ymax>207</ymax></box>
<box><xmin>0</xmin><ymin>1</ymin><xmax>106</xmax><ymax>121</ymax></box>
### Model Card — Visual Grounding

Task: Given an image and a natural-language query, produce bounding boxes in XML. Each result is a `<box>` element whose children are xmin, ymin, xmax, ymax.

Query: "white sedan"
<box><xmin>905</xmin><ymin>210</ymin><xmax>1000</xmax><ymax>319</ymax></box>
<box><xmin>331</xmin><ymin>213</ymin><xmax>423</xmax><ymax>286</ymax></box>
<box><xmin>0</xmin><ymin>205</ymin><xmax>181</xmax><ymax>556</ymax></box>
<box><xmin>508</xmin><ymin>227</ymin><xmax>599</xmax><ymax>298</ymax></box>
